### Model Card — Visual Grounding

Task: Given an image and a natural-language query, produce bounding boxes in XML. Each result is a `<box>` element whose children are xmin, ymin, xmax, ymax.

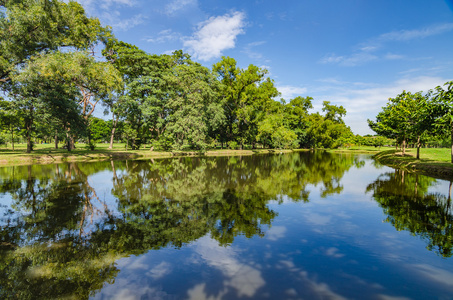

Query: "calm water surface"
<box><xmin>0</xmin><ymin>151</ymin><xmax>452</xmax><ymax>299</ymax></box>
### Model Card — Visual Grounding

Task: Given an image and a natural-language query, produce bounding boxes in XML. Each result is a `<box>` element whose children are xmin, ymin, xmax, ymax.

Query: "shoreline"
<box><xmin>371</xmin><ymin>149</ymin><xmax>453</xmax><ymax>181</ymax></box>
<box><xmin>1</xmin><ymin>147</ymin><xmax>452</xmax><ymax>182</ymax></box>
<box><xmin>0</xmin><ymin>148</ymin><xmax>299</xmax><ymax>167</ymax></box>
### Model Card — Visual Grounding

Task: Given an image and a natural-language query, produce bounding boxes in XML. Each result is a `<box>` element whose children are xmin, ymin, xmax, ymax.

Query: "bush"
<box><xmin>85</xmin><ymin>141</ymin><xmax>96</xmax><ymax>151</ymax></box>
<box><xmin>228</xmin><ymin>141</ymin><xmax>238</xmax><ymax>150</ymax></box>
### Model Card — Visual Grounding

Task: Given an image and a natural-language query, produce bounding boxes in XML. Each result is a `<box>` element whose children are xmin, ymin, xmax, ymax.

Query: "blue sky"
<box><xmin>78</xmin><ymin>0</ymin><xmax>453</xmax><ymax>135</ymax></box>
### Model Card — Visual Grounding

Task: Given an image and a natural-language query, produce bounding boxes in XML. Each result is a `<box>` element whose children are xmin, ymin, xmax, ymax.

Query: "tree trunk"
<box><xmin>26</xmin><ymin>120</ymin><xmax>32</xmax><ymax>153</ymax></box>
<box><xmin>10</xmin><ymin>125</ymin><xmax>14</xmax><ymax>151</ymax></box>
<box><xmin>402</xmin><ymin>139</ymin><xmax>406</xmax><ymax>155</ymax></box>
<box><xmin>451</xmin><ymin>125</ymin><xmax>453</xmax><ymax>163</ymax></box>
<box><xmin>109</xmin><ymin>114</ymin><xmax>118</xmax><ymax>150</ymax></box>
<box><xmin>416</xmin><ymin>135</ymin><xmax>421</xmax><ymax>159</ymax></box>
<box><xmin>65</xmin><ymin>127</ymin><xmax>74</xmax><ymax>152</ymax></box>
<box><xmin>54</xmin><ymin>129</ymin><xmax>58</xmax><ymax>149</ymax></box>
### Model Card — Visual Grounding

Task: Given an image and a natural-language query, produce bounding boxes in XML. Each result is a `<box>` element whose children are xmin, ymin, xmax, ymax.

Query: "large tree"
<box><xmin>0</xmin><ymin>0</ymin><xmax>111</xmax><ymax>86</ymax></box>
<box><xmin>213</xmin><ymin>56</ymin><xmax>279</xmax><ymax>149</ymax></box>
<box><xmin>369</xmin><ymin>91</ymin><xmax>433</xmax><ymax>158</ymax></box>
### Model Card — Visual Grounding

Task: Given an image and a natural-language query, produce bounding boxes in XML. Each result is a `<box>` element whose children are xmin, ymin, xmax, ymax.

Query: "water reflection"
<box><xmin>0</xmin><ymin>151</ymin><xmax>451</xmax><ymax>299</ymax></box>
<box><xmin>0</xmin><ymin>152</ymin><xmax>363</xmax><ymax>299</ymax></box>
<box><xmin>366</xmin><ymin>169</ymin><xmax>453</xmax><ymax>257</ymax></box>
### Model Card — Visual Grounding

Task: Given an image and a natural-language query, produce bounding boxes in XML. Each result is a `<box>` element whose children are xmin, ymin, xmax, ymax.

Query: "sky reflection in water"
<box><xmin>0</xmin><ymin>152</ymin><xmax>452</xmax><ymax>299</ymax></box>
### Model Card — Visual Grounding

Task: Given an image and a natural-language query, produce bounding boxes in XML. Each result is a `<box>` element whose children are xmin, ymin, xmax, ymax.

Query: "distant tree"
<box><xmin>0</xmin><ymin>98</ymin><xmax>20</xmax><ymax>150</ymax></box>
<box><xmin>89</xmin><ymin>117</ymin><xmax>111</xmax><ymax>143</ymax></box>
<box><xmin>304</xmin><ymin>102</ymin><xmax>353</xmax><ymax>149</ymax></box>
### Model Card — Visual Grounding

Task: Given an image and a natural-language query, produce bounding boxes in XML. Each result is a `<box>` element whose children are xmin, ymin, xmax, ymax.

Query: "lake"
<box><xmin>0</xmin><ymin>151</ymin><xmax>452</xmax><ymax>299</ymax></box>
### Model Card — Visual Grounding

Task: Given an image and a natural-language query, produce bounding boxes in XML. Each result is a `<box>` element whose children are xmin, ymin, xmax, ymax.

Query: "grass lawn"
<box><xmin>371</xmin><ymin>147</ymin><xmax>453</xmax><ymax>180</ymax></box>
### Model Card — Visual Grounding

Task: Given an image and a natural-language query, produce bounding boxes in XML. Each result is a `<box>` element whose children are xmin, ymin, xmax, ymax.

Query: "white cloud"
<box><xmin>321</xmin><ymin>52</ymin><xmax>378</xmax><ymax>67</ymax></box>
<box><xmin>384</xmin><ymin>53</ymin><xmax>405</xmax><ymax>60</ymax></box>
<box><xmin>277</xmin><ymin>85</ymin><xmax>308</xmax><ymax>100</ymax></box>
<box><xmin>410</xmin><ymin>264</ymin><xmax>453</xmax><ymax>288</ymax></box>
<box><xmin>321</xmin><ymin>23</ymin><xmax>453</xmax><ymax>66</ymax></box>
<box><xmin>76</xmin><ymin>0</ymin><xmax>136</xmax><ymax>12</ymax></box>
<box><xmin>147</xmin><ymin>261</ymin><xmax>172</xmax><ymax>279</ymax></box>
<box><xmin>316</xmin><ymin>76</ymin><xmax>449</xmax><ymax>135</ymax></box>
<box><xmin>165</xmin><ymin>0</ymin><xmax>197</xmax><ymax>15</ymax></box>
<box><xmin>111</xmin><ymin>14</ymin><xmax>146</xmax><ymax>31</ymax></box>
<box><xmin>147</xmin><ymin>29</ymin><xmax>181</xmax><ymax>43</ymax></box>
<box><xmin>377</xmin><ymin>23</ymin><xmax>453</xmax><ymax>42</ymax></box>
<box><xmin>190</xmin><ymin>236</ymin><xmax>265</xmax><ymax>298</ymax></box>
<box><xmin>243</xmin><ymin>41</ymin><xmax>266</xmax><ymax>60</ymax></box>
<box><xmin>75</xmin><ymin>0</ymin><xmax>144</xmax><ymax>31</ymax></box>
<box><xmin>265</xmin><ymin>226</ymin><xmax>287</xmax><ymax>241</ymax></box>
<box><xmin>183</xmin><ymin>11</ymin><xmax>246</xmax><ymax>61</ymax></box>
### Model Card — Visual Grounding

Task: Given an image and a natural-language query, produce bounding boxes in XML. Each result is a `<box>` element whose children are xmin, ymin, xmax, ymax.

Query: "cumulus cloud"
<box><xmin>183</xmin><ymin>11</ymin><xmax>246</xmax><ymax>61</ymax></box>
<box><xmin>277</xmin><ymin>85</ymin><xmax>308</xmax><ymax>100</ymax></box>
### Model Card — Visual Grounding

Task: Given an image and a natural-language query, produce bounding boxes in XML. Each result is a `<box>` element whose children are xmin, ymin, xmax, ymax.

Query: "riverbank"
<box><xmin>0</xmin><ymin>143</ymin><xmax>296</xmax><ymax>167</ymax></box>
<box><xmin>327</xmin><ymin>146</ymin><xmax>453</xmax><ymax>180</ymax></box>
<box><xmin>372</xmin><ymin>149</ymin><xmax>453</xmax><ymax>180</ymax></box>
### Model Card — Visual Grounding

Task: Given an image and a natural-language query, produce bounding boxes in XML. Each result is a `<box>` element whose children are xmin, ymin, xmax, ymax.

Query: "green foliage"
<box><xmin>367</xmin><ymin>170</ymin><xmax>453</xmax><ymax>257</ymax></box>
<box><xmin>433</xmin><ymin>81</ymin><xmax>453</xmax><ymax>162</ymax></box>
<box><xmin>1</xmin><ymin>1</ymin><xmax>358</xmax><ymax>152</ymax></box>
<box><xmin>0</xmin><ymin>0</ymin><xmax>111</xmax><ymax>85</ymax></box>
<box><xmin>89</xmin><ymin>117</ymin><xmax>111</xmax><ymax>142</ymax></box>
<box><xmin>227</xmin><ymin>141</ymin><xmax>238</xmax><ymax>150</ymax></box>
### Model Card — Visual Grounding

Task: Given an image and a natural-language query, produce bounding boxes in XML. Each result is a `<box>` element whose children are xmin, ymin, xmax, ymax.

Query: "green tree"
<box><xmin>89</xmin><ymin>117</ymin><xmax>111</xmax><ymax>142</ymax></box>
<box><xmin>0</xmin><ymin>0</ymin><xmax>111</xmax><ymax>86</ymax></box>
<box><xmin>164</xmin><ymin>61</ymin><xmax>224</xmax><ymax>150</ymax></box>
<box><xmin>21</xmin><ymin>51</ymin><xmax>122</xmax><ymax>148</ymax></box>
<box><xmin>284</xmin><ymin>96</ymin><xmax>313</xmax><ymax>147</ymax></box>
<box><xmin>213</xmin><ymin>56</ymin><xmax>279</xmax><ymax>149</ymax></box>
<box><xmin>433</xmin><ymin>81</ymin><xmax>453</xmax><ymax>163</ymax></box>
<box><xmin>304</xmin><ymin>102</ymin><xmax>353</xmax><ymax>149</ymax></box>
<box><xmin>369</xmin><ymin>91</ymin><xmax>433</xmax><ymax>158</ymax></box>
<box><xmin>0</xmin><ymin>98</ymin><xmax>20</xmax><ymax>150</ymax></box>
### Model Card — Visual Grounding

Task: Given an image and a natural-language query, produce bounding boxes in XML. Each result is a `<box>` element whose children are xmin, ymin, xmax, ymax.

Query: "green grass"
<box><xmin>329</xmin><ymin>146</ymin><xmax>452</xmax><ymax>180</ymax></box>
<box><xmin>0</xmin><ymin>142</ymin><xmax>290</xmax><ymax>166</ymax></box>
<box><xmin>372</xmin><ymin>148</ymin><xmax>453</xmax><ymax>180</ymax></box>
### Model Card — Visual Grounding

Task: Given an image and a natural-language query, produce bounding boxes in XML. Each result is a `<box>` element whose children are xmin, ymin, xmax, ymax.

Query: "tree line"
<box><xmin>368</xmin><ymin>83</ymin><xmax>453</xmax><ymax>162</ymax></box>
<box><xmin>0</xmin><ymin>0</ymin><xmax>354</xmax><ymax>153</ymax></box>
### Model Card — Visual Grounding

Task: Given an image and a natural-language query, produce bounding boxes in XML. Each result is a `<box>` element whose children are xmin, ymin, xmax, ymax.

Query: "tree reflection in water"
<box><xmin>366</xmin><ymin>169</ymin><xmax>453</xmax><ymax>257</ymax></box>
<box><xmin>0</xmin><ymin>151</ymin><xmax>363</xmax><ymax>299</ymax></box>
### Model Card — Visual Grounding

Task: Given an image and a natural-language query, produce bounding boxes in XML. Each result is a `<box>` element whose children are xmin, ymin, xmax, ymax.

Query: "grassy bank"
<box><xmin>372</xmin><ymin>148</ymin><xmax>453</xmax><ymax>180</ymax></box>
<box><xmin>0</xmin><ymin>143</ymin><xmax>296</xmax><ymax>166</ymax></box>
<box><xmin>328</xmin><ymin>146</ymin><xmax>452</xmax><ymax>180</ymax></box>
